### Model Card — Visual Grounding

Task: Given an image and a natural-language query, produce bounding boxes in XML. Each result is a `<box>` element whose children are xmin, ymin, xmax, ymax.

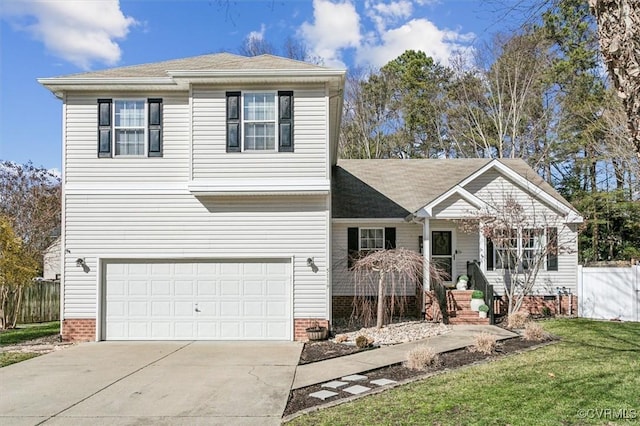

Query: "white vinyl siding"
<box><xmin>63</xmin><ymin>193</ymin><xmax>329</xmax><ymax>320</ymax></box>
<box><xmin>192</xmin><ymin>86</ymin><xmax>327</xmax><ymax>180</ymax></box>
<box><xmin>332</xmin><ymin>221</ymin><xmax>422</xmax><ymax>296</ymax></box>
<box><xmin>64</xmin><ymin>93</ymin><xmax>189</xmax><ymax>183</ymax></box>
<box><xmin>431</xmin><ymin>195</ymin><xmax>477</xmax><ymax>218</ymax></box>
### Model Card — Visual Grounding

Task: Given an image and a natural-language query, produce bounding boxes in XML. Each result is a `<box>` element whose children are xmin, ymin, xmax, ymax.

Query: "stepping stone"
<box><xmin>341</xmin><ymin>374</ymin><xmax>368</xmax><ymax>381</ymax></box>
<box><xmin>343</xmin><ymin>385</ymin><xmax>371</xmax><ymax>395</ymax></box>
<box><xmin>322</xmin><ymin>380</ymin><xmax>348</xmax><ymax>389</ymax></box>
<box><xmin>309</xmin><ymin>390</ymin><xmax>338</xmax><ymax>400</ymax></box>
<box><xmin>370</xmin><ymin>378</ymin><xmax>397</xmax><ymax>386</ymax></box>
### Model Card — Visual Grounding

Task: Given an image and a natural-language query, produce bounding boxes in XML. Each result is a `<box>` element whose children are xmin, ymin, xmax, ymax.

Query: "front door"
<box><xmin>432</xmin><ymin>230</ymin><xmax>454</xmax><ymax>285</ymax></box>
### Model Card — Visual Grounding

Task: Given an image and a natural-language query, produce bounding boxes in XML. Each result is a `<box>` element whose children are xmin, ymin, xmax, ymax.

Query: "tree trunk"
<box><xmin>589</xmin><ymin>0</ymin><xmax>640</xmax><ymax>158</ymax></box>
<box><xmin>377</xmin><ymin>271</ymin><xmax>386</xmax><ymax>329</ymax></box>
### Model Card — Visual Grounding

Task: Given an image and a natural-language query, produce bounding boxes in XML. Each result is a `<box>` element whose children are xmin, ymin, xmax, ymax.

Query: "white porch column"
<box><xmin>478</xmin><ymin>222</ymin><xmax>486</xmax><ymax>271</ymax></box>
<box><xmin>423</xmin><ymin>219</ymin><xmax>431</xmax><ymax>291</ymax></box>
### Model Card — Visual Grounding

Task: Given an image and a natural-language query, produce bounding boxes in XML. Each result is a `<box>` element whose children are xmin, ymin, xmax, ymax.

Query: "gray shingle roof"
<box><xmin>50</xmin><ymin>53</ymin><xmax>331</xmax><ymax>79</ymax></box>
<box><xmin>332</xmin><ymin>159</ymin><xmax>575</xmax><ymax>218</ymax></box>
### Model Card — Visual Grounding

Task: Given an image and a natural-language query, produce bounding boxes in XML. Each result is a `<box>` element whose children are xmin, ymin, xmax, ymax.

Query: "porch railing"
<box><xmin>467</xmin><ymin>261</ymin><xmax>495</xmax><ymax>324</ymax></box>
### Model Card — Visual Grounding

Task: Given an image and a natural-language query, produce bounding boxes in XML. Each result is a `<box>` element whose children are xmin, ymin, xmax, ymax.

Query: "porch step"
<box><xmin>448</xmin><ymin>317</ymin><xmax>491</xmax><ymax>325</ymax></box>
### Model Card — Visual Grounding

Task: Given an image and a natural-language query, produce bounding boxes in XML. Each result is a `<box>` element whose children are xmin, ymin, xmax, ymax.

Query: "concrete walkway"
<box><xmin>292</xmin><ymin>325</ymin><xmax>517</xmax><ymax>389</ymax></box>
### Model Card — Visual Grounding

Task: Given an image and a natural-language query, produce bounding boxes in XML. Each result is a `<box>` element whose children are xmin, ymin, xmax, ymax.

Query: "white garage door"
<box><xmin>103</xmin><ymin>260</ymin><xmax>291</xmax><ymax>340</ymax></box>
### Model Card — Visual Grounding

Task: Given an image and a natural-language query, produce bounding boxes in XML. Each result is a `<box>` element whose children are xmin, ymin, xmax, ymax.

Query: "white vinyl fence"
<box><xmin>578</xmin><ymin>266</ymin><xmax>639</xmax><ymax>322</ymax></box>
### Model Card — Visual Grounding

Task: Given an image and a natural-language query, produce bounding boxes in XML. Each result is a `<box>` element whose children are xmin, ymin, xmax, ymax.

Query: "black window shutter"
<box><xmin>348</xmin><ymin>227</ymin><xmax>359</xmax><ymax>268</ymax></box>
<box><xmin>278</xmin><ymin>91</ymin><xmax>293</xmax><ymax>152</ymax></box>
<box><xmin>384</xmin><ymin>227</ymin><xmax>396</xmax><ymax>249</ymax></box>
<box><xmin>226</xmin><ymin>92</ymin><xmax>241</xmax><ymax>152</ymax></box>
<box><xmin>547</xmin><ymin>227</ymin><xmax>558</xmax><ymax>271</ymax></box>
<box><xmin>148</xmin><ymin>98</ymin><xmax>162</xmax><ymax>157</ymax></box>
<box><xmin>486</xmin><ymin>237</ymin><xmax>494</xmax><ymax>271</ymax></box>
<box><xmin>97</xmin><ymin>99</ymin><xmax>112</xmax><ymax>158</ymax></box>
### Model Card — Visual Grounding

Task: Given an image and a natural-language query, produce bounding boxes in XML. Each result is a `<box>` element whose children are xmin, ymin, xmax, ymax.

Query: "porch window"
<box><xmin>347</xmin><ymin>227</ymin><xmax>396</xmax><ymax>268</ymax></box>
<box><xmin>359</xmin><ymin>228</ymin><xmax>384</xmax><ymax>252</ymax></box>
<box><xmin>487</xmin><ymin>227</ymin><xmax>554</xmax><ymax>271</ymax></box>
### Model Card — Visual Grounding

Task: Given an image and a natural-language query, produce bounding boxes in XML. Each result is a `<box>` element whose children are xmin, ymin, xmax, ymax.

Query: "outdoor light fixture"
<box><xmin>76</xmin><ymin>258</ymin><xmax>86</xmax><ymax>267</ymax></box>
<box><xmin>306</xmin><ymin>257</ymin><xmax>319</xmax><ymax>273</ymax></box>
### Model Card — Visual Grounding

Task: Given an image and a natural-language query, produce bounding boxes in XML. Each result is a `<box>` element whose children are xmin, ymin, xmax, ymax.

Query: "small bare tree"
<box><xmin>458</xmin><ymin>195</ymin><xmax>574</xmax><ymax>315</ymax></box>
<box><xmin>351</xmin><ymin>248</ymin><xmax>446</xmax><ymax>328</ymax></box>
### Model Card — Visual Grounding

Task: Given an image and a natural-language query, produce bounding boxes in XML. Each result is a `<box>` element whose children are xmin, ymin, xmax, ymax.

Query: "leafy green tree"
<box><xmin>0</xmin><ymin>216</ymin><xmax>38</xmax><ymax>329</ymax></box>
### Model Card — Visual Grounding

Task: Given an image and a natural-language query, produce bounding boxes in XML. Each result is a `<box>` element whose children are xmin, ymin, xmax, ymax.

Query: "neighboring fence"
<box><xmin>17</xmin><ymin>280</ymin><xmax>60</xmax><ymax>324</ymax></box>
<box><xmin>578</xmin><ymin>266</ymin><xmax>639</xmax><ymax>322</ymax></box>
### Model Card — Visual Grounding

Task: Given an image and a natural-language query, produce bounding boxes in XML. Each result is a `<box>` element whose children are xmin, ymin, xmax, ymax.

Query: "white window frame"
<box><xmin>241</xmin><ymin>91</ymin><xmax>278</xmax><ymax>152</ymax></box>
<box><xmin>493</xmin><ymin>228</ymin><xmax>546</xmax><ymax>271</ymax></box>
<box><xmin>359</xmin><ymin>227</ymin><xmax>385</xmax><ymax>252</ymax></box>
<box><xmin>113</xmin><ymin>99</ymin><xmax>147</xmax><ymax>157</ymax></box>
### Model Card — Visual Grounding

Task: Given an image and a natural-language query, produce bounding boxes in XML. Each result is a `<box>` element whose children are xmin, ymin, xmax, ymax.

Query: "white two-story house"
<box><xmin>40</xmin><ymin>53</ymin><xmax>582</xmax><ymax>342</ymax></box>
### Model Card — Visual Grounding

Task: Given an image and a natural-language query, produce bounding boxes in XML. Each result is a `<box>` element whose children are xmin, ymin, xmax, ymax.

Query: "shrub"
<box><xmin>523</xmin><ymin>322</ymin><xmax>550</xmax><ymax>341</ymax></box>
<box><xmin>541</xmin><ymin>306</ymin><xmax>552</xmax><ymax>317</ymax></box>
<box><xmin>507</xmin><ymin>311</ymin><xmax>530</xmax><ymax>329</ymax></box>
<box><xmin>355</xmin><ymin>335</ymin><xmax>372</xmax><ymax>348</ymax></box>
<box><xmin>478</xmin><ymin>304</ymin><xmax>490</xmax><ymax>313</ymax></box>
<box><xmin>405</xmin><ymin>345</ymin><xmax>440</xmax><ymax>370</ymax></box>
<box><xmin>471</xmin><ymin>290</ymin><xmax>484</xmax><ymax>299</ymax></box>
<box><xmin>469</xmin><ymin>332</ymin><xmax>497</xmax><ymax>355</ymax></box>
<box><xmin>334</xmin><ymin>334</ymin><xmax>348</xmax><ymax>343</ymax></box>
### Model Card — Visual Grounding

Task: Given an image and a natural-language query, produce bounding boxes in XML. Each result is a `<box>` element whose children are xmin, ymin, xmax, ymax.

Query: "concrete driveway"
<box><xmin>0</xmin><ymin>341</ymin><xmax>302</xmax><ymax>426</ymax></box>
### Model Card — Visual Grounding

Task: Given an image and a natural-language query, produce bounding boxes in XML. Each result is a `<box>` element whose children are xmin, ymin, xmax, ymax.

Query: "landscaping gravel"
<box><xmin>334</xmin><ymin>321</ymin><xmax>451</xmax><ymax>346</ymax></box>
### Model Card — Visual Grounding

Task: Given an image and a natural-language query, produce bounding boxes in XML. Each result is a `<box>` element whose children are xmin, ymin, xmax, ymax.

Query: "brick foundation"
<box><xmin>332</xmin><ymin>296</ymin><xmax>419</xmax><ymax>319</ymax></box>
<box><xmin>504</xmin><ymin>294</ymin><xmax>578</xmax><ymax>316</ymax></box>
<box><xmin>294</xmin><ymin>318</ymin><xmax>330</xmax><ymax>341</ymax></box>
<box><xmin>62</xmin><ymin>319</ymin><xmax>96</xmax><ymax>342</ymax></box>
<box><xmin>423</xmin><ymin>291</ymin><xmax>579</xmax><ymax>320</ymax></box>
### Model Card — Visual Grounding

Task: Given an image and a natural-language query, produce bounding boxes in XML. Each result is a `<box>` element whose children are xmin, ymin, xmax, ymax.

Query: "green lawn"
<box><xmin>288</xmin><ymin>319</ymin><xmax>640</xmax><ymax>425</ymax></box>
<box><xmin>0</xmin><ymin>321</ymin><xmax>60</xmax><ymax>346</ymax></box>
<box><xmin>0</xmin><ymin>321</ymin><xmax>60</xmax><ymax>367</ymax></box>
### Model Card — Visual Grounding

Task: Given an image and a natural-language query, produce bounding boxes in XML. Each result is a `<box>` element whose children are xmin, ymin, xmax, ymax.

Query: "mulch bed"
<box><xmin>284</xmin><ymin>336</ymin><xmax>555</xmax><ymax>417</ymax></box>
<box><xmin>299</xmin><ymin>340</ymin><xmax>377</xmax><ymax>365</ymax></box>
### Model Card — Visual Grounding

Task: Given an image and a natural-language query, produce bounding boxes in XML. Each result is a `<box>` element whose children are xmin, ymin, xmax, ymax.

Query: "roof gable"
<box><xmin>332</xmin><ymin>159</ymin><xmax>581</xmax><ymax>222</ymax></box>
<box><xmin>46</xmin><ymin>53</ymin><xmax>331</xmax><ymax>79</ymax></box>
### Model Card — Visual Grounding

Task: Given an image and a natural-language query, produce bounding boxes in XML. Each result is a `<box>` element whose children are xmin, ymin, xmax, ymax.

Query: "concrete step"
<box><xmin>448</xmin><ymin>317</ymin><xmax>491</xmax><ymax>325</ymax></box>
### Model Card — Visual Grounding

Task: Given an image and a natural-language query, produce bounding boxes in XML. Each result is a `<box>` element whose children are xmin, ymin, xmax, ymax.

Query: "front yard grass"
<box><xmin>0</xmin><ymin>321</ymin><xmax>60</xmax><ymax>346</ymax></box>
<box><xmin>0</xmin><ymin>321</ymin><xmax>61</xmax><ymax>367</ymax></box>
<box><xmin>288</xmin><ymin>318</ymin><xmax>640</xmax><ymax>425</ymax></box>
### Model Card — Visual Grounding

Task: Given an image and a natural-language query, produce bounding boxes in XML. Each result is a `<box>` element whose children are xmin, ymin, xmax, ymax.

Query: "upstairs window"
<box><xmin>97</xmin><ymin>98</ymin><xmax>162</xmax><ymax>158</ymax></box>
<box><xmin>226</xmin><ymin>91</ymin><xmax>293</xmax><ymax>152</ymax></box>
<box><xmin>244</xmin><ymin>93</ymin><xmax>276</xmax><ymax>150</ymax></box>
<box><xmin>114</xmin><ymin>100</ymin><xmax>145</xmax><ymax>156</ymax></box>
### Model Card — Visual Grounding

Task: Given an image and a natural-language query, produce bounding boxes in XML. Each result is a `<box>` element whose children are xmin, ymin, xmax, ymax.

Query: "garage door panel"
<box><xmin>197</xmin><ymin>280</ymin><xmax>216</xmax><ymax>296</ymax></box>
<box><xmin>221</xmin><ymin>280</ymin><xmax>240</xmax><ymax>296</ymax></box>
<box><xmin>104</xmin><ymin>260</ymin><xmax>291</xmax><ymax>340</ymax></box>
<box><xmin>151</xmin><ymin>301</ymin><xmax>171</xmax><ymax>316</ymax></box>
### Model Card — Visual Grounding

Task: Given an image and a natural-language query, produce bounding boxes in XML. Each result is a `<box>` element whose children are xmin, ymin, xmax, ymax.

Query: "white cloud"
<box><xmin>299</xmin><ymin>0</ymin><xmax>474</xmax><ymax>69</ymax></box>
<box><xmin>357</xmin><ymin>18</ymin><xmax>475</xmax><ymax>68</ymax></box>
<box><xmin>247</xmin><ymin>24</ymin><xmax>267</xmax><ymax>42</ymax></box>
<box><xmin>2</xmin><ymin>0</ymin><xmax>136</xmax><ymax>69</ymax></box>
<box><xmin>299</xmin><ymin>0</ymin><xmax>361</xmax><ymax>68</ymax></box>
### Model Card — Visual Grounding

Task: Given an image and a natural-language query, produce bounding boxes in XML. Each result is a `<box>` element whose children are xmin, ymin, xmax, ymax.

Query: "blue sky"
<box><xmin>0</xmin><ymin>0</ymin><xmax>508</xmax><ymax>172</ymax></box>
